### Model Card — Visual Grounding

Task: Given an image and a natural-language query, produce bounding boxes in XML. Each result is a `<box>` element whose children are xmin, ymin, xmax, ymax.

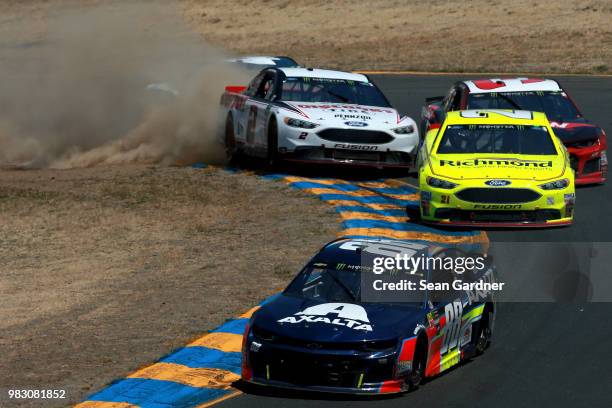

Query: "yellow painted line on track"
<box><xmin>383</xmin><ymin>193</ymin><xmax>419</xmax><ymax>201</ymax></box>
<box><xmin>195</xmin><ymin>391</ymin><xmax>244</xmax><ymax>408</ymax></box>
<box><xmin>356</xmin><ymin>179</ymin><xmax>416</xmax><ymax>189</ymax></box>
<box><xmin>187</xmin><ymin>332</ymin><xmax>243</xmax><ymax>352</ymax></box>
<box><xmin>300</xmin><ymin>187</ymin><xmax>418</xmax><ymax>201</ymax></box>
<box><xmin>340</xmin><ymin>228</ymin><xmax>489</xmax><ymax>245</ymax></box>
<box><xmin>282</xmin><ymin>176</ymin><xmax>350</xmax><ymax>185</ymax></box>
<box><xmin>127</xmin><ymin>362</ymin><xmax>240</xmax><ymax>389</ymax></box>
<box><xmin>281</xmin><ymin>176</ymin><xmax>419</xmax><ymax>192</ymax></box>
<box><xmin>326</xmin><ymin>200</ymin><xmax>407</xmax><ymax>210</ymax></box>
<box><xmin>281</xmin><ymin>176</ymin><xmax>419</xmax><ymax>193</ymax></box>
<box><xmin>239</xmin><ymin>305</ymin><xmax>260</xmax><ymax>318</ymax></box>
<box><xmin>356</xmin><ymin>70</ymin><xmax>612</xmax><ymax>78</ymax></box>
<box><xmin>339</xmin><ymin>211</ymin><xmax>406</xmax><ymax>223</ymax></box>
<box><xmin>301</xmin><ymin>187</ymin><xmax>377</xmax><ymax>196</ymax></box>
<box><xmin>356</xmin><ymin>178</ymin><xmax>421</xmax><ymax>192</ymax></box>
<box><xmin>75</xmin><ymin>402</ymin><xmax>138</xmax><ymax>408</ymax></box>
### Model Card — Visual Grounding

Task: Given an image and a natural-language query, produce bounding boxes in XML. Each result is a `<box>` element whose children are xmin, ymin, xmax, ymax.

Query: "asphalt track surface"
<box><xmin>216</xmin><ymin>75</ymin><xmax>612</xmax><ymax>408</ymax></box>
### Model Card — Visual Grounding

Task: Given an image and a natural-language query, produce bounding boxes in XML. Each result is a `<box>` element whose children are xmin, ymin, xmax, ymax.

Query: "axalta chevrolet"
<box><xmin>417</xmin><ymin>109</ymin><xmax>575</xmax><ymax>227</ymax></box>
<box><xmin>241</xmin><ymin>239</ymin><xmax>495</xmax><ymax>394</ymax></box>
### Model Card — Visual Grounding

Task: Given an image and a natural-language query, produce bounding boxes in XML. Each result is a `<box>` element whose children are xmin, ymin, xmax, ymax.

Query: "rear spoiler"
<box><xmin>425</xmin><ymin>95</ymin><xmax>444</xmax><ymax>104</ymax></box>
<box><xmin>225</xmin><ymin>85</ymin><xmax>247</xmax><ymax>94</ymax></box>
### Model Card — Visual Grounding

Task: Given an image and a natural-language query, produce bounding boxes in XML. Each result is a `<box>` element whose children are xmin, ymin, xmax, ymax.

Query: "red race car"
<box><xmin>420</xmin><ymin>78</ymin><xmax>607</xmax><ymax>185</ymax></box>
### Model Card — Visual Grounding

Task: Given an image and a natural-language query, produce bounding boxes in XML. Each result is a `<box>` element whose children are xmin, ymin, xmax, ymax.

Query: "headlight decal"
<box><xmin>427</xmin><ymin>176</ymin><xmax>458</xmax><ymax>189</ymax></box>
<box><xmin>284</xmin><ymin>117</ymin><xmax>319</xmax><ymax>129</ymax></box>
<box><xmin>392</xmin><ymin>124</ymin><xmax>415</xmax><ymax>134</ymax></box>
<box><xmin>538</xmin><ymin>178</ymin><xmax>569</xmax><ymax>190</ymax></box>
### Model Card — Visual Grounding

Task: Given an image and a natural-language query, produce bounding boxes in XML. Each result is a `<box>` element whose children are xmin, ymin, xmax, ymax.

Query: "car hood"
<box><xmin>429</xmin><ymin>154</ymin><xmax>567</xmax><ymax>181</ymax></box>
<box><xmin>283</xmin><ymin>102</ymin><xmax>407</xmax><ymax>129</ymax></box>
<box><xmin>252</xmin><ymin>295</ymin><xmax>423</xmax><ymax>343</ymax></box>
<box><xmin>550</xmin><ymin>123</ymin><xmax>601</xmax><ymax>145</ymax></box>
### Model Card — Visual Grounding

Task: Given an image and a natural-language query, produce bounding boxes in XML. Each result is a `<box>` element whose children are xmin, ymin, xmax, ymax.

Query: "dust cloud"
<box><xmin>0</xmin><ymin>2</ymin><xmax>250</xmax><ymax>168</ymax></box>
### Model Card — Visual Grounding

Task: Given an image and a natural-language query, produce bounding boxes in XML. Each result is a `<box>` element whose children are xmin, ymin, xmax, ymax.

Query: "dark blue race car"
<box><xmin>241</xmin><ymin>238</ymin><xmax>496</xmax><ymax>394</ymax></box>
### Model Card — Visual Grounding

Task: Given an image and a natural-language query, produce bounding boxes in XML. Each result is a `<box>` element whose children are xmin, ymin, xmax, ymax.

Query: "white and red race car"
<box><xmin>219</xmin><ymin>67</ymin><xmax>419</xmax><ymax>168</ymax></box>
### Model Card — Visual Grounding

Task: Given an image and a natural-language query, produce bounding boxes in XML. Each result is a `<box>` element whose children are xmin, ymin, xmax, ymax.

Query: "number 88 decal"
<box><xmin>441</xmin><ymin>299</ymin><xmax>463</xmax><ymax>354</ymax></box>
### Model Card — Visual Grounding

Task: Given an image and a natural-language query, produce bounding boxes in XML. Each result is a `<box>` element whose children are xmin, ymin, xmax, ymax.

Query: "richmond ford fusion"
<box><xmin>417</xmin><ymin>109</ymin><xmax>576</xmax><ymax>227</ymax></box>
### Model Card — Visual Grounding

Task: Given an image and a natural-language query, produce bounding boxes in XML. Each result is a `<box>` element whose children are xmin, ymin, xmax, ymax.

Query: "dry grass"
<box><xmin>182</xmin><ymin>0</ymin><xmax>612</xmax><ymax>74</ymax></box>
<box><xmin>0</xmin><ymin>165</ymin><xmax>338</xmax><ymax>407</ymax></box>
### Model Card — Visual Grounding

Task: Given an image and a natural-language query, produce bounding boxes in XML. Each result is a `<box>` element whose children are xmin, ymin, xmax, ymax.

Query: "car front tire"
<box><xmin>408</xmin><ymin>335</ymin><xmax>428</xmax><ymax>390</ymax></box>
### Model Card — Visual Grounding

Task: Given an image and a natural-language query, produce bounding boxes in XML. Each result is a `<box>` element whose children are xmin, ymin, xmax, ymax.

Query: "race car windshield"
<box><xmin>437</xmin><ymin>125</ymin><xmax>558</xmax><ymax>155</ymax></box>
<box><xmin>467</xmin><ymin>92</ymin><xmax>583</xmax><ymax>123</ymax></box>
<box><xmin>280</xmin><ymin>77</ymin><xmax>391</xmax><ymax>107</ymax></box>
<box><xmin>284</xmin><ymin>264</ymin><xmax>424</xmax><ymax>305</ymax></box>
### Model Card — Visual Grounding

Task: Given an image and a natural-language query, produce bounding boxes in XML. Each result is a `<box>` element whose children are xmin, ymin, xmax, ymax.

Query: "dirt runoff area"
<box><xmin>0</xmin><ymin>165</ymin><xmax>338</xmax><ymax>407</ymax></box>
<box><xmin>182</xmin><ymin>0</ymin><xmax>612</xmax><ymax>74</ymax></box>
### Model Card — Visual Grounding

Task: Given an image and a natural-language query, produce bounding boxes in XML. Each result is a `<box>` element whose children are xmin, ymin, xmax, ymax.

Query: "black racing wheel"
<box><xmin>408</xmin><ymin>335</ymin><xmax>428</xmax><ymax>390</ymax></box>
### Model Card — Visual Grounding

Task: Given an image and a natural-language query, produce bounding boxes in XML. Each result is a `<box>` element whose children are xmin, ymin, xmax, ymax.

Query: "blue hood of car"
<box><xmin>252</xmin><ymin>294</ymin><xmax>424</xmax><ymax>343</ymax></box>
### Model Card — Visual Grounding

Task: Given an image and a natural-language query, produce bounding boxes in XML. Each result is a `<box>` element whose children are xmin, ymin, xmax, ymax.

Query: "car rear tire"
<box><xmin>267</xmin><ymin>117</ymin><xmax>278</xmax><ymax>166</ymax></box>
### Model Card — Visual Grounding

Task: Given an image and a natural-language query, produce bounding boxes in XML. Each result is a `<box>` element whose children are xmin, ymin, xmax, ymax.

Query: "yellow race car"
<box><xmin>417</xmin><ymin>109</ymin><xmax>575</xmax><ymax>227</ymax></box>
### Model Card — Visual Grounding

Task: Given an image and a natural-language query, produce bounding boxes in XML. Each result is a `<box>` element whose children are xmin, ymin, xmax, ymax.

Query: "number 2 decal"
<box><xmin>441</xmin><ymin>299</ymin><xmax>463</xmax><ymax>354</ymax></box>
